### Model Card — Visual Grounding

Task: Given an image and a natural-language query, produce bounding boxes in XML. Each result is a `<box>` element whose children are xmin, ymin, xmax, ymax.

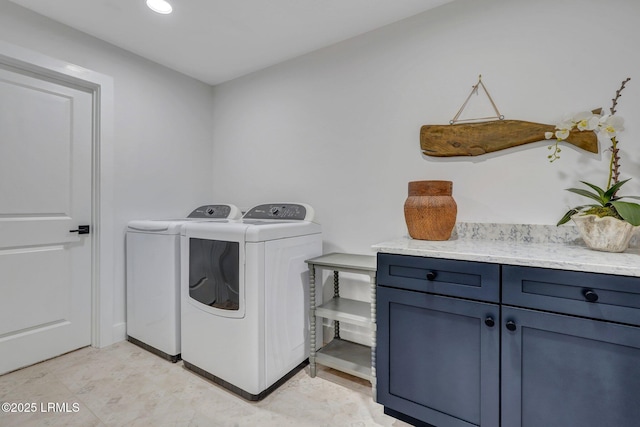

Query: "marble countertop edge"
<box><xmin>372</xmin><ymin>237</ymin><xmax>640</xmax><ymax>277</ymax></box>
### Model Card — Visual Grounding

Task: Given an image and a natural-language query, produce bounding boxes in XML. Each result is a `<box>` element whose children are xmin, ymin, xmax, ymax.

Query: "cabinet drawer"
<box><xmin>377</xmin><ymin>253</ymin><xmax>500</xmax><ymax>303</ymax></box>
<box><xmin>503</xmin><ymin>265</ymin><xmax>640</xmax><ymax>325</ymax></box>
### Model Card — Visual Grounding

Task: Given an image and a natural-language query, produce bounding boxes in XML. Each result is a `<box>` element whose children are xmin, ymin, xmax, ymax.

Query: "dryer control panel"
<box><xmin>188</xmin><ymin>204</ymin><xmax>241</xmax><ymax>219</ymax></box>
<box><xmin>243</xmin><ymin>203</ymin><xmax>314</xmax><ymax>221</ymax></box>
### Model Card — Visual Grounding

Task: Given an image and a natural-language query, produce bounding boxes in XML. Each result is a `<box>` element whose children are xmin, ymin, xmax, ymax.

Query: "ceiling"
<box><xmin>8</xmin><ymin>0</ymin><xmax>453</xmax><ymax>85</ymax></box>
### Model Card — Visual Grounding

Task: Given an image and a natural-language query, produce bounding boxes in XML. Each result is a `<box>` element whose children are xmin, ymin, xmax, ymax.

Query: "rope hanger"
<box><xmin>450</xmin><ymin>75</ymin><xmax>504</xmax><ymax>124</ymax></box>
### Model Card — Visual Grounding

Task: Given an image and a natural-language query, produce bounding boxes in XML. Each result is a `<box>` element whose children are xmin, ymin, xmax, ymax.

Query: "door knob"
<box><xmin>69</xmin><ymin>225</ymin><xmax>90</xmax><ymax>235</ymax></box>
<box><xmin>506</xmin><ymin>320</ymin><xmax>517</xmax><ymax>332</ymax></box>
<box><xmin>485</xmin><ymin>316</ymin><xmax>495</xmax><ymax>327</ymax></box>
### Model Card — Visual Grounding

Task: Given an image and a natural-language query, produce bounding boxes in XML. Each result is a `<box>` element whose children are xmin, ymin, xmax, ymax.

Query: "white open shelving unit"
<box><xmin>306</xmin><ymin>253</ymin><xmax>377</xmax><ymax>398</ymax></box>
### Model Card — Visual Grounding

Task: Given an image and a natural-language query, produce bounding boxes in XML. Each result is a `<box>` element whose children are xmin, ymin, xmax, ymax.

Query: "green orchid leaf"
<box><xmin>621</xmin><ymin>195</ymin><xmax>640</xmax><ymax>200</ymax></box>
<box><xmin>566</xmin><ymin>187</ymin><xmax>606</xmax><ymax>205</ymax></box>
<box><xmin>604</xmin><ymin>178</ymin><xmax>632</xmax><ymax>200</ymax></box>
<box><xmin>557</xmin><ymin>209</ymin><xmax>578</xmax><ymax>226</ymax></box>
<box><xmin>580</xmin><ymin>181</ymin><xmax>605</xmax><ymax>199</ymax></box>
<box><xmin>611</xmin><ymin>201</ymin><xmax>640</xmax><ymax>226</ymax></box>
<box><xmin>556</xmin><ymin>204</ymin><xmax>600</xmax><ymax>226</ymax></box>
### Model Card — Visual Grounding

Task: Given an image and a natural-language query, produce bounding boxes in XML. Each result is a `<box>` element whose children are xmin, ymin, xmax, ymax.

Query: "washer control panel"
<box><xmin>188</xmin><ymin>204</ymin><xmax>241</xmax><ymax>219</ymax></box>
<box><xmin>243</xmin><ymin>203</ymin><xmax>313</xmax><ymax>221</ymax></box>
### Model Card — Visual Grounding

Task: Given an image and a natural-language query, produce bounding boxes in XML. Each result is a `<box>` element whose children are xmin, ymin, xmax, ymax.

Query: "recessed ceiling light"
<box><xmin>146</xmin><ymin>0</ymin><xmax>173</xmax><ymax>14</ymax></box>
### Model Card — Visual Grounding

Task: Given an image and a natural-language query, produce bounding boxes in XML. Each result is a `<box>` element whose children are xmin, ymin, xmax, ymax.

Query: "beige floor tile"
<box><xmin>0</xmin><ymin>341</ymin><xmax>410</xmax><ymax>427</ymax></box>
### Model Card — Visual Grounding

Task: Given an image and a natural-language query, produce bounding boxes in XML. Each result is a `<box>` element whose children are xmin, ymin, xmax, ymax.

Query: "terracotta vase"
<box><xmin>571</xmin><ymin>214</ymin><xmax>639</xmax><ymax>253</ymax></box>
<box><xmin>404</xmin><ymin>180</ymin><xmax>457</xmax><ymax>241</ymax></box>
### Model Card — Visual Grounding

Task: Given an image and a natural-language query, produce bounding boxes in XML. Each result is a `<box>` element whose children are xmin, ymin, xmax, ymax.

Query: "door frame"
<box><xmin>0</xmin><ymin>40</ymin><xmax>115</xmax><ymax>348</ymax></box>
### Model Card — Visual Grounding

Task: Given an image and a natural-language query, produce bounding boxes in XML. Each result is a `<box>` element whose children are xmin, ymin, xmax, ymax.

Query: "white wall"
<box><xmin>210</xmin><ymin>0</ymin><xmax>640</xmax><ymax>256</ymax></box>
<box><xmin>0</xmin><ymin>1</ymin><xmax>215</xmax><ymax>345</ymax></box>
<box><xmin>2</xmin><ymin>0</ymin><xmax>639</xmax><ymax>347</ymax></box>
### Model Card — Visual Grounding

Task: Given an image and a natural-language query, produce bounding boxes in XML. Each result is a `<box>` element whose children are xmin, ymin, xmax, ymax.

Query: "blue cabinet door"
<box><xmin>502</xmin><ymin>306</ymin><xmax>640</xmax><ymax>427</ymax></box>
<box><xmin>377</xmin><ymin>286</ymin><xmax>500</xmax><ymax>427</ymax></box>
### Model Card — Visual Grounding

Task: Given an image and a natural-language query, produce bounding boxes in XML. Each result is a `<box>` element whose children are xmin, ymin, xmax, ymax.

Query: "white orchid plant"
<box><xmin>546</xmin><ymin>78</ymin><xmax>640</xmax><ymax>227</ymax></box>
<box><xmin>545</xmin><ymin>111</ymin><xmax>624</xmax><ymax>162</ymax></box>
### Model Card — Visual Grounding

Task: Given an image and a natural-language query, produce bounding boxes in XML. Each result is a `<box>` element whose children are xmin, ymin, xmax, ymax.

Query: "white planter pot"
<box><xmin>571</xmin><ymin>214</ymin><xmax>639</xmax><ymax>253</ymax></box>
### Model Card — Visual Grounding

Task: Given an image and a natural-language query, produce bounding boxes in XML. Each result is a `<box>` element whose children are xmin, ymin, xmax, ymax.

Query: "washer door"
<box><xmin>187</xmin><ymin>238</ymin><xmax>244</xmax><ymax>318</ymax></box>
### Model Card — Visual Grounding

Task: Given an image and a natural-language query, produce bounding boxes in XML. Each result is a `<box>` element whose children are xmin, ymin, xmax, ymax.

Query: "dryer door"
<box><xmin>187</xmin><ymin>237</ymin><xmax>245</xmax><ymax>318</ymax></box>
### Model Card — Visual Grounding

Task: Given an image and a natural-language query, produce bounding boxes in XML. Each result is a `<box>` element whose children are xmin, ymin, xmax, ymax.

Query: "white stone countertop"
<box><xmin>372</xmin><ymin>223</ymin><xmax>640</xmax><ymax>278</ymax></box>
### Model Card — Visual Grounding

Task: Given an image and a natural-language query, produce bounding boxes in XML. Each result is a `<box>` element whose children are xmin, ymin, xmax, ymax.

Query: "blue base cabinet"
<box><xmin>502</xmin><ymin>306</ymin><xmax>640</xmax><ymax>427</ymax></box>
<box><xmin>377</xmin><ymin>287</ymin><xmax>499</xmax><ymax>427</ymax></box>
<box><xmin>377</xmin><ymin>254</ymin><xmax>500</xmax><ymax>427</ymax></box>
<box><xmin>502</xmin><ymin>265</ymin><xmax>640</xmax><ymax>427</ymax></box>
<box><xmin>377</xmin><ymin>254</ymin><xmax>640</xmax><ymax>427</ymax></box>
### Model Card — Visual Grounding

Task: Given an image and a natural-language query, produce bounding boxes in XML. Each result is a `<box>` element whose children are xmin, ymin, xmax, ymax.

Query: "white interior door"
<box><xmin>0</xmin><ymin>62</ymin><xmax>93</xmax><ymax>375</ymax></box>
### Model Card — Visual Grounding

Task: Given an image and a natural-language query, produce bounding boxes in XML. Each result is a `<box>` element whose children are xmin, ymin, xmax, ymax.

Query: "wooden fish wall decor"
<box><xmin>421</xmin><ymin>75</ymin><xmax>598</xmax><ymax>158</ymax></box>
<box><xmin>420</xmin><ymin>120</ymin><xmax>598</xmax><ymax>157</ymax></box>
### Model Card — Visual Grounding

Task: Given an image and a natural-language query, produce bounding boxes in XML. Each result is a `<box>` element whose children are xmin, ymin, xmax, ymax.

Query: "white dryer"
<box><xmin>180</xmin><ymin>203</ymin><xmax>322</xmax><ymax>400</ymax></box>
<box><xmin>126</xmin><ymin>204</ymin><xmax>241</xmax><ymax>362</ymax></box>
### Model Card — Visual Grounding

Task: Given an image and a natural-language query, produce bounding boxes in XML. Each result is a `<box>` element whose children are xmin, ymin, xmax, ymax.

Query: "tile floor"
<box><xmin>0</xmin><ymin>341</ymin><xmax>411</xmax><ymax>427</ymax></box>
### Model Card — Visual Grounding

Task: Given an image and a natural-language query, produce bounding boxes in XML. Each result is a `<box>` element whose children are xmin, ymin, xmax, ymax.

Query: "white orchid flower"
<box><xmin>598</xmin><ymin>114</ymin><xmax>611</xmax><ymax>127</ymax></box>
<box><xmin>602</xmin><ymin>114</ymin><xmax>624</xmax><ymax>130</ymax></box>
<box><xmin>556</xmin><ymin>119</ymin><xmax>574</xmax><ymax>130</ymax></box>
<box><xmin>574</xmin><ymin>111</ymin><xmax>599</xmax><ymax>131</ymax></box>
<box><xmin>598</xmin><ymin>114</ymin><xmax>625</xmax><ymax>139</ymax></box>
<box><xmin>610</xmin><ymin>115</ymin><xmax>625</xmax><ymax>130</ymax></box>
<box><xmin>551</xmin><ymin>119</ymin><xmax>573</xmax><ymax>140</ymax></box>
<box><xmin>547</xmin><ymin>110</ymin><xmax>624</xmax><ymax>144</ymax></box>
<box><xmin>596</xmin><ymin>131</ymin><xmax>612</xmax><ymax>146</ymax></box>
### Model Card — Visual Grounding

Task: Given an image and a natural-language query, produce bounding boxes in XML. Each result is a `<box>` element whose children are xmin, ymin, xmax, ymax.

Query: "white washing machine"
<box><xmin>126</xmin><ymin>204</ymin><xmax>241</xmax><ymax>362</ymax></box>
<box><xmin>180</xmin><ymin>203</ymin><xmax>322</xmax><ymax>400</ymax></box>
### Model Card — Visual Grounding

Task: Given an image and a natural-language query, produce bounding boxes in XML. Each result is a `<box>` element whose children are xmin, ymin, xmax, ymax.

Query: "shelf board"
<box><xmin>315</xmin><ymin>338</ymin><xmax>372</xmax><ymax>381</ymax></box>
<box><xmin>316</xmin><ymin>297</ymin><xmax>373</xmax><ymax>328</ymax></box>
<box><xmin>306</xmin><ymin>253</ymin><xmax>377</xmax><ymax>274</ymax></box>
